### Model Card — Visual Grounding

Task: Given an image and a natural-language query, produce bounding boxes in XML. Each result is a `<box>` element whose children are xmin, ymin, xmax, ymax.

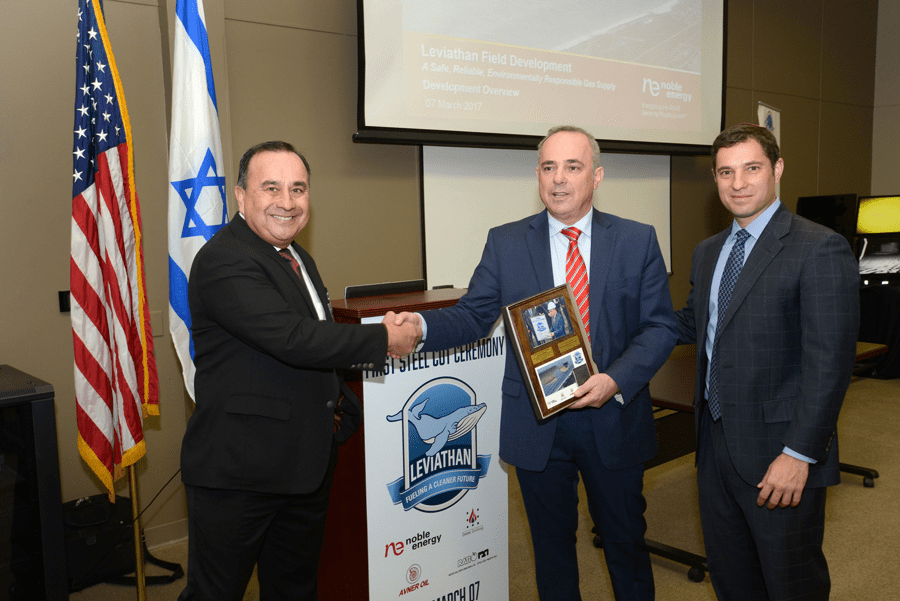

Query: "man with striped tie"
<box><xmin>394</xmin><ymin>126</ymin><xmax>677</xmax><ymax>600</ymax></box>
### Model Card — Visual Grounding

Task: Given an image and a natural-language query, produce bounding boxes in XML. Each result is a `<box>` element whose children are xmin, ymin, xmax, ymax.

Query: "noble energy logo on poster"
<box><xmin>386</xmin><ymin>377</ymin><xmax>491</xmax><ymax>512</ymax></box>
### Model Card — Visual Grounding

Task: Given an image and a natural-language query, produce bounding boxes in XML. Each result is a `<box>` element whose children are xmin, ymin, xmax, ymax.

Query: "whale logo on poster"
<box><xmin>386</xmin><ymin>377</ymin><xmax>491</xmax><ymax>512</ymax></box>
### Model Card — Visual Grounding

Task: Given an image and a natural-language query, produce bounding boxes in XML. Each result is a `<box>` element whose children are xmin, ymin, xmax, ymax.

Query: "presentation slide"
<box><xmin>361</xmin><ymin>0</ymin><xmax>724</xmax><ymax>148</ymax></box>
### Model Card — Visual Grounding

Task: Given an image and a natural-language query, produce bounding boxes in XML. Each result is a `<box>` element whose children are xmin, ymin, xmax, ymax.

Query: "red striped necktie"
<box><xmin>561</xmin><ymin>227</ymin><xmax>589</xmax><ymax>340</ymax></box>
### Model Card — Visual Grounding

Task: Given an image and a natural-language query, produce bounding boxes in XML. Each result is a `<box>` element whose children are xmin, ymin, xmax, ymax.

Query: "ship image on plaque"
<box><xmin>536</xmin><ymin>350</ymin><xmax>593</xmax><ymax>410</ymax></box>
<box><xmin>502</xmin><ymin>284</ymin><xmax>597</xmax><ymax>419</ymax></box>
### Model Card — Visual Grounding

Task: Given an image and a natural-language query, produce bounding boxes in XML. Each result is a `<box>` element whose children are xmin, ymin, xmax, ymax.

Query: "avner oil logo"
<box><xmin>386</xmin><ymin>377</ymin><xmax>490</xmax><ymax>512</ymax></box>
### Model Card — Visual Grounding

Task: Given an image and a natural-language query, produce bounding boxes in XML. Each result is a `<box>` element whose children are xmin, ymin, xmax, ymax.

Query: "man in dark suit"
<box><xmin>395</xmin><ymin>126</ymin><xmax>678</xmax><ymax>600</ymax></box>
<box><xmin>675</xmin><ymin>124</ymin><xmax>859</xmax><ymax>600</ymax></box>
<box><xmin>178</xmin><ymin>141</ymin><xmax>419</xmax><ymax>601</ymax></box>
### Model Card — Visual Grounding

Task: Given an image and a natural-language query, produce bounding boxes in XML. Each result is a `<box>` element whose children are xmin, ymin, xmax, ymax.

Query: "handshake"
<box><xmin>382</xmin><ymin>311</ymin><xmax>423</xmax><ymax>359</ymax></box>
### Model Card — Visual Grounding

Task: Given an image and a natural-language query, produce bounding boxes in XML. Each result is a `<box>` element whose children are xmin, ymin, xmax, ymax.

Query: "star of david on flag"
<box><xmin>171</xmin><ymin>147</ymin><xmax>228</xmax><ymax>241</ymax></box>
<box><xmin>167</xmin><ymin>0</ymin><xmax>228</xmax><ymax>400</ymax></box>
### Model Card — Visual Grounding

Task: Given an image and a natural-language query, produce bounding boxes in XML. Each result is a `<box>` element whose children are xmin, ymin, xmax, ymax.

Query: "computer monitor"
<box><xmin>856</xmin><ymin>195</ymin><xmax>900</xmax><ymax>285</ymax></box>
<box><xmin>796</xmin><ymin>193</ymin><xmax>858</xmax><ymax>249</ymax></box>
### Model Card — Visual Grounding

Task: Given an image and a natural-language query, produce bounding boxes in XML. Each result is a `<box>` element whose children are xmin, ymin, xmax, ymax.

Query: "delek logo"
<box><xmin>386</xmin><ymin>377</ymin><xmax>491</xmax><ymax>512</ymax></box>
<box><xmin>463</xmin><ymin>507</ymin><xmax>484</xmax><ymax>536</ymax></box>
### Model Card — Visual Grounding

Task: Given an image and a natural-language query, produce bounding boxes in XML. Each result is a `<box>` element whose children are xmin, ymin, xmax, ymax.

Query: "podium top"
<box><xmin>332</xmin><ymin>288</ymin><xmax>466</xmax><ymax>320</ymax></box>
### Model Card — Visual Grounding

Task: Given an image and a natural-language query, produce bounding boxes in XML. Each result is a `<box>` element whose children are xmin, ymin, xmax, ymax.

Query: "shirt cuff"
<box><xmin>415</xmin><ymin>312</ymin><xmax>427</xmax><ymax>352</ymax></box>
<box><xmin>783</xmin><ymin>446</ymin><xmax>816</xmax><ymax>464</ymax></box>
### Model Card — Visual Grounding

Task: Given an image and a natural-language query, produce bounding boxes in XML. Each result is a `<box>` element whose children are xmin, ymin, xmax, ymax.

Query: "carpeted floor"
<box><xmin>71</xmin><ymin>375</ymin><xmax>900</xmax><ymax>600</ymax></box>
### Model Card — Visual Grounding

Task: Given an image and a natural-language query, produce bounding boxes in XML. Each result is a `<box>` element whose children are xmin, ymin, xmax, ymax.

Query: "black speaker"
<box><xmin>63</xmin><ymin>495</ymin><xmax>134</xmax><ymax>591</ymax></box>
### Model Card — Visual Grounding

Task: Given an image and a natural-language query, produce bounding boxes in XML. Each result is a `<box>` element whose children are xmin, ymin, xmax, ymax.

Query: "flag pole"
<box><xmin>128</xmin><ymin>465</ymin><xmax>147</xmax><ymax>601</ymax></box>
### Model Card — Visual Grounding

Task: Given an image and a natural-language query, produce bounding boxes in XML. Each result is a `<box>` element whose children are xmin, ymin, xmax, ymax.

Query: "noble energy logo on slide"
<box><xmin>386</xmin><ymin>377</ymin><xmax>491</xmax><ymax>512</ymax></box>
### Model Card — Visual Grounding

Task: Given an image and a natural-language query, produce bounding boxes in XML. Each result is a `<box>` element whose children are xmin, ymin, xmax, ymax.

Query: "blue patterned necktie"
<box><xmin>708</xmin><ymin>229</ymin><xmax>750</xmax><ymax>421</ymax></box>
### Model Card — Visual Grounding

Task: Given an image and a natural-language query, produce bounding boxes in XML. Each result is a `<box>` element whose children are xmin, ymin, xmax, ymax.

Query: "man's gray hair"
<box><xmin>537</xmin><ymin>125</ymin><xmax>601</xmax><ymax>170</ymax></box>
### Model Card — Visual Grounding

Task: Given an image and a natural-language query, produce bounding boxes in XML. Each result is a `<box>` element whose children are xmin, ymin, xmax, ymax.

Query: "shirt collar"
<box><xmin>548</xmin><ymin>210</ymin><xmax>593</xmax><ymax>239</ymax></box>
<box><xmin>731</xmin><ymin>199</ymin><xmax>781</xmax><ymax>241</ymax></box>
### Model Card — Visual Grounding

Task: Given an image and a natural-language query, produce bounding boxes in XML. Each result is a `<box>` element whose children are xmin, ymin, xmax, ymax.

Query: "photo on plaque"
<box><xmin>522</xmin><ymin>295</ymin><xmax>573</xmax><ymax>351</ymax></box>
<box><xmin>502</xmin><ymin>284</ymin><xmax>597</xmax><ymax>419</ymax></box>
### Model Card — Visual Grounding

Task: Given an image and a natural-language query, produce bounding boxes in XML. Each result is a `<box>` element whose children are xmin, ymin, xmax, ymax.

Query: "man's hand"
<box><xmin>383</xmin><ymin>311</ymin><xmax>422</xmax><ymax>359</ymax></box>
<box><xmin>757</xmin><ymin>453</ymin><xmax>809</xmax><ymax>509</ymax></box>
<box><xmin>568</xmin><ymin>373</ymin><xmax>620</xmax><ymax>409</ymax></box>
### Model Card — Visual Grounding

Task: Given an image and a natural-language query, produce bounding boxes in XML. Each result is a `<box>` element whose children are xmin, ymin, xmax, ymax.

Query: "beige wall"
<box><xmin>0</xmin><ymin>0</ymin><xmax>887</xmax><ymax>547</ymax></box>
<box><xmin>0</xmin><ymin>0</ymin><xmax>420</xmax><ymax>547</ymax></box>
<box><xmin>2</xmin><ymin>0</ymin><xmax>190</xmax><ymax>547</ymax></box>
<box><xmin>223</xmin><ymin>5</ymin><xmax>422</xmax><ymax>280</ymax></box>
<box><xmin>872</xmin><ymin>0</ymin><xmax>900</xmax><ymax>194</ymax></box>
<box><xmin>668</xmin><ymin>0</ymin><xmax>881</xmax><ymax>306</ymax></box>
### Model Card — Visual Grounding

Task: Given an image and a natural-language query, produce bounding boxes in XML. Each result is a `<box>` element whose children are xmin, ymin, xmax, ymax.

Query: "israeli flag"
<box><xmin>167</xmin><ymin>0</ymin><xmax>228</xmax><ymax>400</ymax></box>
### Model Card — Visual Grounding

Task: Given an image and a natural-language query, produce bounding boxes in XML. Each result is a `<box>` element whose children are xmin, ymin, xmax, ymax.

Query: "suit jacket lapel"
<box><xmin>717</xmin><ymin>205</ymin><xmax>789</xmax><ymax>333</ymax></box>
<box><xmin>526</xmin><ymin>212</ymin><xmax>555</xmax><ymax>292</ymax></box>
<box><xmin>588</xmin><ymin>209</ymin><xmax>614</xmax><ymax>340</ymax></box>
<box><xmin>228</xmin><ymin>215</ymin><xmax>326</xmax><ymax>321</ymax></box>
<box><xmin>293</xmin><ymin>242</ymin><xmax>334</xmax><ymax>322</ymax></box>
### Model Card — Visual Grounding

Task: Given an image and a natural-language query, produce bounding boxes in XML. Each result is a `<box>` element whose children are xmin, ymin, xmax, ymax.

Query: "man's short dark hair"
<box><xmin>711</xmin><ymin>124</ymin><xmax>780</xmax><ymax>171</ymax></box>
<box><xmin>236</xmin><ymin>141</ymin><xmax>311</xmax><ymax>189</ymax></box>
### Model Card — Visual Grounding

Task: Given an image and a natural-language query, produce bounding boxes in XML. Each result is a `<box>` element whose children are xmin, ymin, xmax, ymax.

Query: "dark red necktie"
<box><xmin>278</xmin><ymin>249</ymin><xmax>301</xmax><ymax>278</ymax></box>
<box><xmin>279</xmin><ymin>248</ymin><xmax>340</xmax><ymax>431</ymax></box>
<box><xmin>561</xmin><ymin>227</ymin><xmax>590</xmax><ymax>340</ymax></box>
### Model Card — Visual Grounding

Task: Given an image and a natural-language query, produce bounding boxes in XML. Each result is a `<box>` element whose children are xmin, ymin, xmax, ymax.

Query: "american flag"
<box><xmin>70</xmin><ymin>0</ymin><xmax>159</xmax><ymax>498</ymax></box>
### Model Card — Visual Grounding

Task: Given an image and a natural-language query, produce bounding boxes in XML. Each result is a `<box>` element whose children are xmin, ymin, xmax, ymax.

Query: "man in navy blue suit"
<box><xmin>394</xmin><ymin>126</ymin><xmax>677</xmax><ymax>600</ymax></box>
<box><xmin>675</xmin><ymin>124</ymin><xmax>859</xmax><ymax>600</ymax></box>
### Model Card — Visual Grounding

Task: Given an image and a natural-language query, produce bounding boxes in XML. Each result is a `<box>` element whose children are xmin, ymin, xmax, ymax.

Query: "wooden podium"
<box><xmin>316</xmin><ymin>289</ymin><xmax>465</xmax><ymax>600</ymax></box>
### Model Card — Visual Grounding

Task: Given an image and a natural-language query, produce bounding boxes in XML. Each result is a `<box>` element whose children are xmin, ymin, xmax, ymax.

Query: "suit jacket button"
<box><xmin>326</xmin><ymin>400</ymin><xmax>335</xmax><ymax>409</ymax></box>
